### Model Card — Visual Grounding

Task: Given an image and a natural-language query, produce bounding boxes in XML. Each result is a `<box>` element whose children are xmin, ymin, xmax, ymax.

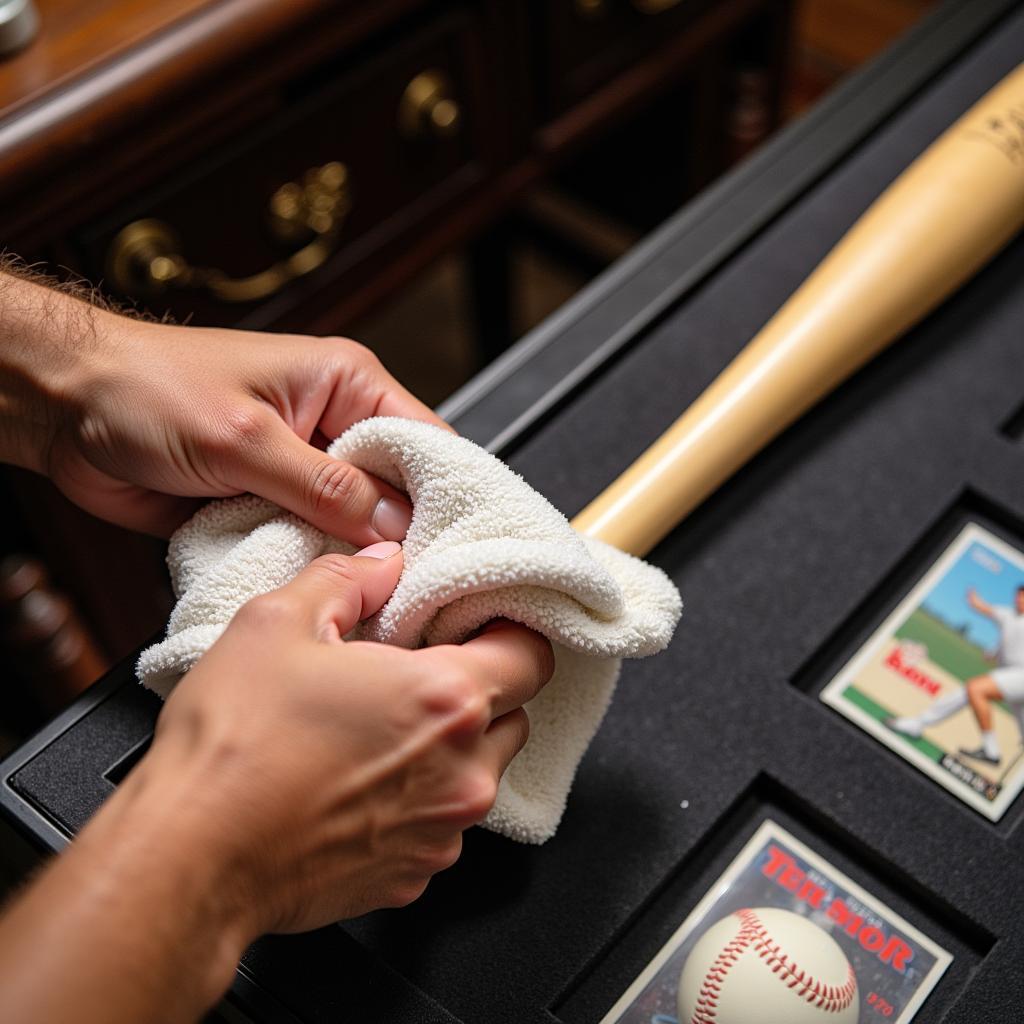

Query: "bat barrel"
<box><xmin>572</xmin><ymin>62</ymin><xmax>1024</xmax><ymax>556</ymax></box>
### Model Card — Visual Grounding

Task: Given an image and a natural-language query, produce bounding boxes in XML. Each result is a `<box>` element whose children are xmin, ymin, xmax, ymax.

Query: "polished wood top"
<box><xmin>0</xmin><ymin>0</ymin><xmax>213</xmax><ymax>120</ymax></box>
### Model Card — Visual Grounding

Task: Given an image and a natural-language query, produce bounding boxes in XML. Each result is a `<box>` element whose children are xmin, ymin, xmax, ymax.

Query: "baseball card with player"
<box><xmin>598</xmin><ymin>821</ymin><xmax>951</xmax><ymax>1024</ymax></box>
<box><xmin>821</xmin><ymin>522</ymin><xmax>1024</xmax><ymax>820</ymax></box>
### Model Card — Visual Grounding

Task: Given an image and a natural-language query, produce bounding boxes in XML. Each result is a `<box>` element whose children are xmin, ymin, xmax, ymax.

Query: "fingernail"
<box><xmin>372</xmin><ymin>497</ymin><xmax>413</xmax><ymax>541</ymax></box>
<box><xmin>354</xmin><ymin>540</ymin><xmax>402</xmax><ymax>559</ymax></box>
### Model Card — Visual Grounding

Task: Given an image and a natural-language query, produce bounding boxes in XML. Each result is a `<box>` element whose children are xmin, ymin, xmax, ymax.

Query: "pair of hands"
<box><xmin>1</xmin><ymin>279</ymin><xmax>553</xmax><ymax>969</ymax></box>
<box><xmin>61</xmin><ymin>313</ymin><xmax>552</xmax><ymax>919</ymax></box>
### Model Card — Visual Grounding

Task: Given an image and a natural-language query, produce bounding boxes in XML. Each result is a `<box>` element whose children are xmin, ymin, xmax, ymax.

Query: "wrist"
<box><xmin>0</xmin><ymin>272</ymin><xmax>120</xmax><ymax>473</ymax></box>
<box><xmin>0</xmin><ymin>735</ymin><xmax>259</xmax><ymax>1024</ymax></box>
<box><xmin>69</xmin><ymin>744</ymin><xmax>259</xmax><ymax>1007</ymax></box>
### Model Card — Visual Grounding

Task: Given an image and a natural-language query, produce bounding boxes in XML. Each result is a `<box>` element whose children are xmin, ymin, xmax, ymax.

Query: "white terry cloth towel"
<box><xmin>137</xmin><ymin>417</ymin><xmax>682</xmax><ymax>844</ymax></box>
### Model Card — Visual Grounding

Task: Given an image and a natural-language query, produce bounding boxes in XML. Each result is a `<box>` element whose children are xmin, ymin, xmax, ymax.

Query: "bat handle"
<box><xmin>572</xmin><ymin>62</ymin><xmax>1024</xmax><ymax>556</ymax></box>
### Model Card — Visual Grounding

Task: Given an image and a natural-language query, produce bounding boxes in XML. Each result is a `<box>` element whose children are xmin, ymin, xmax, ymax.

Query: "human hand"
<box><xmin>132</xmin><ymin>544</ymin><xmax>554</xmax><ymax>935</ymax></box>
<box><xmin>14</xmin><ymin>281</ymin><xmax>446</xmax><ymax>538</ymax></box>
<box><xmin>0</xmin><ymin>543</ymin><xmax>554</xmax><ymax>1023</ymax></box>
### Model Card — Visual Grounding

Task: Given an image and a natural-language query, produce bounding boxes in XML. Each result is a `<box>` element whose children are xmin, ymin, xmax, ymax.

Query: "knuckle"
<box><xmin>306</xmin><ymin>460</ymin><xmax>364</xmax><ymax>520</ymax></box>
<box><xmin>338</xmin><ymin>338</ymin><xmax>381</xmax><ymax>368</ymax></box>
<box><xmin>221</xmin><ymin>406</ymin><xmax>271</xmax><ymax>451</ymax></box>
<box><xmin>413</xmin><ymin>835</ymin><xmax>463</xmax><ymax>875</ymax></box>
<box><xmin>452</xmin><ymin>768</ymin><xmax>499</xmax><ymax>823</ymax></box>
<box><xmin>329</xmin><ymin>338</ymin><xmax>399</xmax><ymax>395</ymax></box>
<box><xmin>306</xmin><ymin>553</ymin><xmax>359</xmax><ymax>586</ymax></box>
<box><xmin>416</xmin><ymin>663</ymin><xmax>487</xmax><ymax>726</ymax></box>
<box><xmin>204</xmin><ymin>406</ymin><xmax>273</xmax><ymax>475</ymax></box>
<box><xmin>324</xmin><ymin>336</ymin><xmax>383</xmax><ymax>381</ymax></box>
<box><xmin>235</xmin><ymin>591</ymin><xmax>297</xmax><ymax>629</ymax></box>
<box><xmin>384</xmin><ymin>878</ymin><xmax>429</xmax><ymax>909</ymax></box>
<box><xmin>437</xmin><ymin>836</ymin><xmax>464</xmax><ymax>871</ymax></box>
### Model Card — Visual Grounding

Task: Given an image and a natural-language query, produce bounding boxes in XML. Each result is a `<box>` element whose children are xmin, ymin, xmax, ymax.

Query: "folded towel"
<box><xmin>137</xmin><ymin>417</ymin><xmax>682</xmax><ymax>843</ymax></box>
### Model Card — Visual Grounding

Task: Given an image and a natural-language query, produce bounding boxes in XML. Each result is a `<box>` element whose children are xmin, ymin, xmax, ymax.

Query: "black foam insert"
<box><xmin>344</xmin><ymin>14</ymin><xmax>1024</xmax><ymax>1023</ymax></box>
<box><xmin>11</xmin><ymin>682</ymin><xmax>160</xmax><ymax>836</ymax></box>
<box><xmin>1000</xmin><ymin>399</ymin><xmax>1024</xmax><ymax>441</ymax></box>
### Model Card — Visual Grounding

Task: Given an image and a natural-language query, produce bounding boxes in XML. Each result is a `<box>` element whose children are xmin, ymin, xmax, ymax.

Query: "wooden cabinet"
<box><xmin>2</xmin><ymin>0</ymin><xmax>791</xmax><ymax>335</ymax></box>
<box><xmin>76</xmin><ymin>9</ymin><xmax>491</xmax><ymax>329</ymax></box>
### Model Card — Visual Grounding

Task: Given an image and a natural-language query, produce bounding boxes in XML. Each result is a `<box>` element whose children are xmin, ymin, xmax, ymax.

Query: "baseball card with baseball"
<box><xmin>820</xmin><ymin>522</ymin><xmax>1024</xmax><ymax>820</ymax></box>
<box><xmin>598</xmin><ymin>821</ymin><xmax>951</xmax><ymax>1024</ymax></box>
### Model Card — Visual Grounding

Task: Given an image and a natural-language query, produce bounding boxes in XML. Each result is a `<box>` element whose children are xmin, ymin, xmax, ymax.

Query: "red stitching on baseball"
<box><xmin>689</xmin><ymin>909</ymin><xmax>857</xmax><ymax>1024</ymax></box>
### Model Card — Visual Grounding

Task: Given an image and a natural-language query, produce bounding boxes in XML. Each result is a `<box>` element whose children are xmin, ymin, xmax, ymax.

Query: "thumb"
<box><xmin>279</xmin><ymin>544</ymin><xmax>404</xmax><ymax>639</ymax></box>
<box><xmin>233</xmin><ymin>418</ymin><xmax>413</xmax><ymax>545</ymax></box>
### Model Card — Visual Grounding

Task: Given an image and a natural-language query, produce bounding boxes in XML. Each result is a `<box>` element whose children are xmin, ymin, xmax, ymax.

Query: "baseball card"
<box><xmin>821</xmin><ymin>522</ymin><xmax>1024</xmax><ymax>820</ymax></box>
<box><xmin>598</xmin><ymin>821</ymin><xmax>951</xmax><ymax>1024</ymax></box>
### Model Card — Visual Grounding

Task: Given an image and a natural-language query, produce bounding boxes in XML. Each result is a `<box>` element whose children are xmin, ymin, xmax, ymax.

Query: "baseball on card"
<box><xmin>598</xmin><ymin>821</ymin><xmax>951</xmax><ymax>1024</ymax></box>
<box><xmin>820</xmin><ymin>522</ymin><xmax>1024</xmax><ymax>820</ymax></box>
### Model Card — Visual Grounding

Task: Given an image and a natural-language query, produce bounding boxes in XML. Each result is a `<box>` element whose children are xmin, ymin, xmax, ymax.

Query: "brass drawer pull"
<box><xmin>399</xmin><ymin>70</ymin><xmax>461</xmax><ymax>140</ymax></box>
<box><xmin>107</xmin><ymin>161</ymin><xmax>351</xmax><ymax>303</ymax></box>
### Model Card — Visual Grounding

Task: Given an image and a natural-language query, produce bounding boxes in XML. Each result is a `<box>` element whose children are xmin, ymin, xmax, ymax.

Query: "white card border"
<box><xmin>597</xmin><ymin>820</ymin><xmax>953</xmax><ymax>1024</ymax></box>
<box><xmin>820</xmin><ymin>522</ymin><xmax>1024</xmax><ymax>820</ymax></box>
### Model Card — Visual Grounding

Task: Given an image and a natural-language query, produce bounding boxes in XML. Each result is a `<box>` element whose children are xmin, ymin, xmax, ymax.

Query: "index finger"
<box><xmin>436</xmin><ymin>620</ymin><xmax>555</xmax><ymax>719</ymax></box>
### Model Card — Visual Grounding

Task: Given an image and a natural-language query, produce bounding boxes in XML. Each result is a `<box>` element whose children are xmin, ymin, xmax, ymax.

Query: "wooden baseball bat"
<box><xmin>572</xmin><ymin>63</ymin><xmax>1024</xmax><ymax>556</ymax></box>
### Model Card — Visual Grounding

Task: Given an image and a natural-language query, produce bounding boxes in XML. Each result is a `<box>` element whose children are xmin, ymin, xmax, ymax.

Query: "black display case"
<box><xmin>3</xmin><ymin>2</ymin><xmax>1024</xmax><ymax>1020</ymax></box>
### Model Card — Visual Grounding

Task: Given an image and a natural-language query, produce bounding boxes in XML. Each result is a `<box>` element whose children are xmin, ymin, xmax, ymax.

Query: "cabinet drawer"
<box><xmin>539</xmin><ymin>0</ymin><xmax>716</xmax><ymax>115</ymax></box>
<box><xmin>80</xmin><ymin>10</ymin><xmax>487</xmax><ymax>327</ymax></box>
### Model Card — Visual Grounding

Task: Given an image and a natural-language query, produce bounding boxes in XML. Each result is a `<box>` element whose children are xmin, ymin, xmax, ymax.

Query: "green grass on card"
<box><xmin>895</xmin><ymin>607</ymin><xmax>992</xmax><ymax>683</ymax></box>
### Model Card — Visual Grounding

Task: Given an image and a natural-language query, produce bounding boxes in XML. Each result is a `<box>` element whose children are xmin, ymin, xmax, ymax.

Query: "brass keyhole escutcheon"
<box><xmin>399</xmin><ymin>70</ymin><xmax>462</xmax><ymax>141</ymax></box>
<box><xmin>107</xmin><ymin>219</ymin><xmax>188</xmax><ymax>295</ymax></box>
